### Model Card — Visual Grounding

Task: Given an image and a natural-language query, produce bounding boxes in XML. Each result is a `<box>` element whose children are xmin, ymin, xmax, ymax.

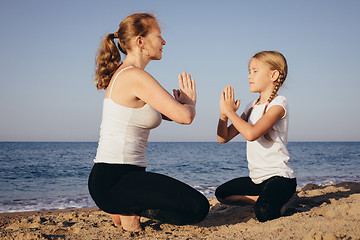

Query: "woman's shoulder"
<box><xmin>123</xmin><ymin>67</ymin><xmax>155</xmax><ymax>80</ymax></box>
<box><xmin>117</xmin><ymin>66</ymin><xmax>147</xmax><ymax>76</ymax></box>
<box><xmin>114</xmin><ymin>66</ymin><xmax>157</xmax><ymax>86</ymax></box>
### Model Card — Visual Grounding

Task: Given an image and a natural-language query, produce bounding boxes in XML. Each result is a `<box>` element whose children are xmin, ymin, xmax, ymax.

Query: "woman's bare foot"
<box><xmin>112</xmin><ymin>214</ymin><xmax>121</xmax><ymax>227</ymax></box>
<box><xmin>120</xmin><ymin>214</ymin><xmax>142</xmax><ymax>232</ymax></box>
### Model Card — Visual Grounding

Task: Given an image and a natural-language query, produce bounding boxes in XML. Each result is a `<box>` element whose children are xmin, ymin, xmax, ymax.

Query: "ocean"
<box><xmin>0</xmin><ymin>142</ymin><xmax>359</xmax><ymax>213</ymax></box>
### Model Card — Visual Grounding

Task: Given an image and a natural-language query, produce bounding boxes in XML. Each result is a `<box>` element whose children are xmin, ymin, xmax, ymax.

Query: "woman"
<box><xmin>88</xmin><ymin>13</ymin><xmax>209</xmax><ymax>232</ymax></box>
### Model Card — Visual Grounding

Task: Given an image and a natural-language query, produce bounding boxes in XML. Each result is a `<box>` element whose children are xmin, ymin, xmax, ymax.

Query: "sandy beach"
<box><xmin>1</xmin><ymin>182</ymin><xmax>360</xmax><ymax>240</ymax></box>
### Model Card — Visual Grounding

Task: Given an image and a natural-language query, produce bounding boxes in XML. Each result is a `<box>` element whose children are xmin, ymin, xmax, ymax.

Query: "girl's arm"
<box><xmin>220</xmin><ymin>85</ymin><xmax>285</xmax><ymax>141</ymax></box>
<box><xmin>131</xmin><ymin>68</ymin><xmax>196</xmax><ymax>125</ymax></box>
<box><xmin>217</xmin><ymin>85</ymin><xmax>248</xmax><ymax>143</ymax></box>
<box><xmin>217</xmin><ymin>114</ymin><xmax>246</xmax><ymax>143</ymax></box>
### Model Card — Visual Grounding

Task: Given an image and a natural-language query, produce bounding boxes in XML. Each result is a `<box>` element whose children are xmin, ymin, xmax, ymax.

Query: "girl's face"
<box><xmin>142</xmin><ymin>24</ymin><xmax>166</xmax><ymax>60</ymax></box>
<box><xmin>248</xmin><ymin>58</ymin><xmax>274</xmax><ymax>93</ymax></box>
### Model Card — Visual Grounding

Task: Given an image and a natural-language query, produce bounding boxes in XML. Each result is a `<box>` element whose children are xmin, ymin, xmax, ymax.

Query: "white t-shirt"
<box><xmin>243</xmin><ymin>96</ymin><xmax>296</xmax><ymax>184</ymax></box>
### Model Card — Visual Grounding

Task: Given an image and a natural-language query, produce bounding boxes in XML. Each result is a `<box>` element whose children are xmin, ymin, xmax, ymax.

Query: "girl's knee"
<box><xmin>254</xmin><ymin>199</ymin><xmax>280</xmax><ymax>222</ymax></box>
<box><xmin>215</xmin><ymin>186</ymin><xmax>227</xmax><ymax>201</ymax></box>
<box><xmin>214</xmin><ymin>190</ymin><xmax>224</xmax><ymax>203</ymax></box>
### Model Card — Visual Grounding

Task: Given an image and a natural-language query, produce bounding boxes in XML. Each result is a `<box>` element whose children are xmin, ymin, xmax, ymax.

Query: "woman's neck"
<box><xmin>122</xmin><ymin>53</ymin><xmax>150</xmax><ymax>70</ymax></box>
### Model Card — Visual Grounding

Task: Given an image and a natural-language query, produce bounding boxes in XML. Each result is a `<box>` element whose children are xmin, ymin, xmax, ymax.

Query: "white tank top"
<box><xmin>94</xmin><ymin>66</ymin><xmax>162</xmax><ymax>167</ymax></box>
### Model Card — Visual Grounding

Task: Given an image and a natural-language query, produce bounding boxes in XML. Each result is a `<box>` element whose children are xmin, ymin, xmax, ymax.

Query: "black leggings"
<box><xmin>215</xmin><ymin>176</ymin><xmax>296</xmax><ymax>222</ymax></box>
<box><xmin>88</xmin><ymin>163</ymin><xmax>209</xmax><ymax>225</ymax></box>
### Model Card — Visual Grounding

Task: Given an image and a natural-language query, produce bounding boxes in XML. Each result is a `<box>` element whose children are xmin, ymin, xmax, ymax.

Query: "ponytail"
<box><xmin>94</xmin><ymin>13</ymin><xmax>157</xmax><ymax>90</ymax></box>
<box><xmin>94</xmin><ymin>33</ymin><xmax>121</xmax><ymax>90</ymax></box>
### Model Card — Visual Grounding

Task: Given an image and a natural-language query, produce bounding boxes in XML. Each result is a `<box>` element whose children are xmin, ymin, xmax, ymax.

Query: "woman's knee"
<box><xmin>189</xmin><ymin>193</ymin><xmax>210</xmax><ymax>222</ymax></box>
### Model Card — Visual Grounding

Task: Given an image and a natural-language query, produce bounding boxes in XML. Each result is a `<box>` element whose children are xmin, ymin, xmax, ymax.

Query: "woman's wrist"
<box><xmin>184</xmin><ymin>100</ymin><xmax>196</xmax><ymax>107</ymax></box>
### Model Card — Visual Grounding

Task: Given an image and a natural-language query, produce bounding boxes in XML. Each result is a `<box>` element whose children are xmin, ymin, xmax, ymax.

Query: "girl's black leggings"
<box><xmin>88</xmin><ymin>163</ymin><xmax>209</xmax><ymax>225</ymax></box>
<box><xmin>215</xmin><ymin>176</ymin><xmax>296</xmax><ymax>222</ymax></box>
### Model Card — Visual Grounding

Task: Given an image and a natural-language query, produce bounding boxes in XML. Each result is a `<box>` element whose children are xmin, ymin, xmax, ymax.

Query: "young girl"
<box><xmin>215</xmin><ymin>51</ymin><xmax>296</xmax><ymax>222</ymax></box>
<box><xmin>88</xmin><ymin>13</ymin><xmax>209</xmax><ymax>232</ymax></box>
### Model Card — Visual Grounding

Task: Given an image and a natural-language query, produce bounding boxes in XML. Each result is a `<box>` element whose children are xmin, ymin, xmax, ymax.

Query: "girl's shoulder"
<box><xmin>270</xmin><ymin>95</ymin><xmax>288</xmax><ymax>107</ymax></box>
<box><xmin>269</xmin><ymin>96</ymin><xmax>288</xmax><ymax>118</ymax></box>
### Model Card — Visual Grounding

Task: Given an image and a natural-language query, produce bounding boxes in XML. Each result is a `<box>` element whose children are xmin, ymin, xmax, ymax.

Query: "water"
<box><xmin>0</xmin><ymin>142</ymin><xmax>359</xmax><ymax>213</ymax></box>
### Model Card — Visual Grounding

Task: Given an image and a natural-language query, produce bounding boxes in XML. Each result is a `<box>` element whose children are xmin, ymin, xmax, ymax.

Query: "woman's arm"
<box><xmin>131</xmin><ymin>69</ymin><xmax>196</xmax><ymax>124</ymax></box>
<box><xmin>220</xmin><ymin>85</ymin><xmax>285</xmax><ymax>141</ymax></box>
<box><xmin>161</xmin><ymin>114</ymin><xmax>173</xmax><ymax>121</ymax></box>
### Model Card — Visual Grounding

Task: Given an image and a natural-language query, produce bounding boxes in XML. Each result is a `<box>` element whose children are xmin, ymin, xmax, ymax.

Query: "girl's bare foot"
<box><xmin>120</xmin><ymin>214</ymin><xmax>142</xmax><ymax>232</ymax></box>
<box><xmin>280</xmin><ymin>204</ymin><xmax>286</xmax><ymax>216</ymax></box>
<box><xmin>112</xmin><ymin>214</ymin><xmax>121</xmax><ymax>227</ymax></box>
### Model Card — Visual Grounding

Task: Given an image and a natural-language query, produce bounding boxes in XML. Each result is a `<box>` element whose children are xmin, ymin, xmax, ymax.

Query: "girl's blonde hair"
<box><xmin>94</xmin><ymin>13</ymin><xmax>157</xmax><ymax>90</ymax></box>
<box><xmin>246</xmin><ymin>51</ymin><xmax>288</xmax><ymax>141</ymax></box>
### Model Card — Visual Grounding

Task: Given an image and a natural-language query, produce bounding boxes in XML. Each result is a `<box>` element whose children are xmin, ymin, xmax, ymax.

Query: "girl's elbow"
<box><xmin>245</xmin><ymin>137</ymin><xmax>256</xmax><ymax>142</ymax></box>
<box><xmin>217</xmin><ymin>136</ymin><xmax>228</xmax><ymax>144</ymax></box>
<box><xmin>243</xmin><ymin>132</ymin><xmax>258</xmax><ymax>142</ymax></box>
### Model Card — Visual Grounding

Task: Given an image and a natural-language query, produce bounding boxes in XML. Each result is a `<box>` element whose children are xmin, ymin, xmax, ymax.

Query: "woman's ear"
<box><xmin>270</xmin><ymin>70</ymin><xmax>280</xmax><ymax>82</ymax></box>
<box><xmin>136</xmin><ymin>36</ymin><xmax>144</xmax><ymax>48</ymax></box>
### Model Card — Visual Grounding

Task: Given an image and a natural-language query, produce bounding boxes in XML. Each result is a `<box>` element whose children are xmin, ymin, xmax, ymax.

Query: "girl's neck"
<box><xmin>258</xmin><ymin>93</ymin><xmax>278</xmax><ymax>105</ymax></box>
<box><xmin>256</xmin><ymin>84</ymin><xmax>278</xmax><ymax>104</ymax></box>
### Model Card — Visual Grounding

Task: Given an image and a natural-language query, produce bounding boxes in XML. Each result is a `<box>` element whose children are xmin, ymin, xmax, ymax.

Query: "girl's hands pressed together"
<box><xmin>220</xmin><ymin>85</ymin><xmax>240</xmax><ymax>117</ymax></box>
<box><xmin>173</xmin><ymin>72</ymin><xmax>196</xmax><ymax>106</ymax></box>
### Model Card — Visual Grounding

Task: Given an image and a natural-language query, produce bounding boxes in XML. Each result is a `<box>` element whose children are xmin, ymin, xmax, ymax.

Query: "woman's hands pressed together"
<box><xmin>173</xmin><ymin>72</ymin><xmax>196</xmax><ymax>106</ymax></box>
<box><xmin>220</xmin><ymin>85</ymin><xmax>240</xmax><ymax>118</ymax></box>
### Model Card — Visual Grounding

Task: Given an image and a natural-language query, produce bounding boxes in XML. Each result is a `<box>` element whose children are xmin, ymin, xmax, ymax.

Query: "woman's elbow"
<box><xmin>175</xmin><ymin>112</ymin><xmax>194</xmax><ymax>125</ymax></box>
<box><xmin>181</xmin><ymin>117</ymin><xmax>193</xmax><ymax>125</ymax></box>
<box><xmin>169</xmin><ymin>105</ymin><xmax>196</xmax><ymax>124</ymax></box>
<box><xmin>181</xmin><ymin>108</ymin><xmax>196</xmax><ymax>125</ymax></box>
<box><xmin>183</xmin><ymin>113</ymin><xmax>195</xmax><ymax>124</ymax></box>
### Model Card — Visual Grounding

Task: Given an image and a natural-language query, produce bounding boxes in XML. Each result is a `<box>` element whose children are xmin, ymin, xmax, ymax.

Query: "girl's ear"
<box><xmin>270</xmin><ymin>70</ymin><xmax>280</xmax><ymax>82</ymax></box>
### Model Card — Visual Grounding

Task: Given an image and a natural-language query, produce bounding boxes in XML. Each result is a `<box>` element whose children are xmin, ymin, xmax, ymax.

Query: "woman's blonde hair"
<box><xmin>94</xmin><ymin>13</ymin><xmax>157</xmax><ymax>90</ymax></box>
<box><xmin>246</xmin><ymin>51</ymin><xmax>288</xmax><ymax>141</ymax></box>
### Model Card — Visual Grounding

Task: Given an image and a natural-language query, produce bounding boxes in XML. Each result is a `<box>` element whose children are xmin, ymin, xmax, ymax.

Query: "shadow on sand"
<box><xmin>194</xmin><ymin>182</ymin><xmax>360</xmax><ymax>228</ymax></box>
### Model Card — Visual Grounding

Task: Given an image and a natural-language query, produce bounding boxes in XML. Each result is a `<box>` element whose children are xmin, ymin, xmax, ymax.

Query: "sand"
<box><xmin>1</xmin><ymin>182</ymin><xmax>360</xmax><ymax>240</ymax></box>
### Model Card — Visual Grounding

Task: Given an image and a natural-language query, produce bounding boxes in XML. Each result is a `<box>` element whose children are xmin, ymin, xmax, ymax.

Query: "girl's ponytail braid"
<box><xmin>264</xmin><ymin>69</ymin><xmax>284</xmax><ymax>110</ymax></box>
<box><xmin>247</xmin><ymin>51</ymin><xmax>288</xmax><ymax>141</ymax></box>
<box><xmin>262</xmin><ymin>69</ymin><xmax>285</xmax><ymax>141</ymax></box>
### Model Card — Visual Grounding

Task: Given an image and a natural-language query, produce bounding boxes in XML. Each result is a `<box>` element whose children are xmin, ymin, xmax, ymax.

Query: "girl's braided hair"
<box><xmin>245</xmin><ymin>51</ymin><xmax>288</xmax><ymax>141</ymax></box>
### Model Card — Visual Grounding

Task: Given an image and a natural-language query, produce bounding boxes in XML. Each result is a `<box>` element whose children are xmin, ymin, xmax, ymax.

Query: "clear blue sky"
<box><xmin>1</xmin><ymin>0</ymin><xmax>359</xmax><ymax>142</ymax></box>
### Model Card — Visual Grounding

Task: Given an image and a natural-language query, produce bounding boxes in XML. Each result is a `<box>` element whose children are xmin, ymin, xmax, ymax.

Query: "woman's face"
<box><xmin>142</xmin><ymin>24</ymin><xmax>166</xmax><ymax>60</ymax></box>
